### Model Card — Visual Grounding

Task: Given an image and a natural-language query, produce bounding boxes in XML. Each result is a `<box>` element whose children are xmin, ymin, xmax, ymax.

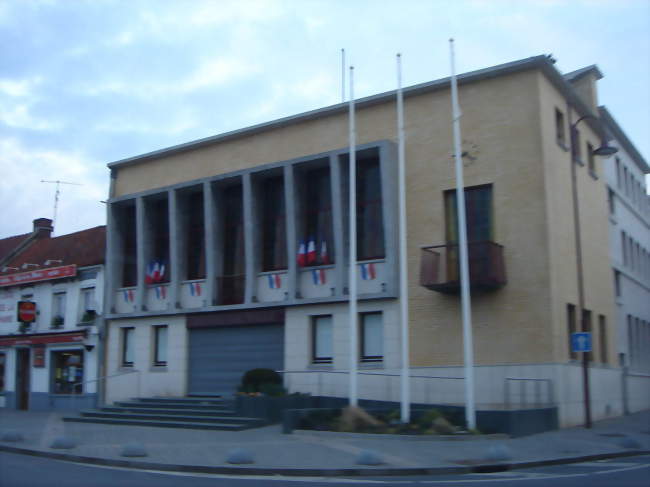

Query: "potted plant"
<box><xmin>51</xmin><ymin>315</ymin><xmax>64</xmax><ymax>329</ymax></box>
<box><xmin>80</xmin><ymin>309</ymin><xmax>96</xmax><ymax>324</ymax></box>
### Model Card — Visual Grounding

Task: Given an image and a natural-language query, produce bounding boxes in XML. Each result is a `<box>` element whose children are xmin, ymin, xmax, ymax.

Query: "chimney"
<box><xmin>33</xmin><ymin>218</ymin><xmax>53</xmax><ymax>239</ymax></box>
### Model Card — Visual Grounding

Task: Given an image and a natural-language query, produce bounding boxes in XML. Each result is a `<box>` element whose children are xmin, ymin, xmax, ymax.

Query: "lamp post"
<box><xmin>569</xmin><ymin>114</ymin><xmax>617</xmax><ymax>429</ymax></box>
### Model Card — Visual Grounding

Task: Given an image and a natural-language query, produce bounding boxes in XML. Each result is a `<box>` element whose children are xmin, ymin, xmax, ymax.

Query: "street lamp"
<box><xmin>569</xmin><ymin>114</ymin><xmax>618</xmax><ymax>429</ymax></box>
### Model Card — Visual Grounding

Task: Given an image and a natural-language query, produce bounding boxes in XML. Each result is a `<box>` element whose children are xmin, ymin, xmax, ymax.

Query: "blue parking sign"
<box><xmin>571</xmin><ymin>332</ymin><xmax>592</xmax><ymax>352</ymax></box>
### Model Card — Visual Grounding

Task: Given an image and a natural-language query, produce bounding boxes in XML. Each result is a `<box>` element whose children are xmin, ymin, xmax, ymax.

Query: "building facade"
<box><xmin>599</xmin><ymin>106</ymin><xmax>650</xmax><ymax>413</ymax></box>
<box><xmin>104</xmin><ymin>55</ymin><xmax>646</xmax><ymax>427</ymax></box>
<box><xmin>0</xmin><ymin>219</ymin><xmax>105</xmax><ymax>411</ymax></box>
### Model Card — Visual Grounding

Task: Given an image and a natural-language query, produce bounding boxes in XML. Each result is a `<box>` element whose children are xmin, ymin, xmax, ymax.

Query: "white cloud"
<box><xmin>0</xmin><ymin>102</ymin><xmax>62</xmax><ymax>131</ymax></box>
<box><xmin>0</xmin><ymin>138</ymin><xmax>106</xmax><ymax>238</ymax></box>
<box><xmin>0</xmin><ymin>77</ymin><xmax>42</xmax><ymax>97</ymax></box>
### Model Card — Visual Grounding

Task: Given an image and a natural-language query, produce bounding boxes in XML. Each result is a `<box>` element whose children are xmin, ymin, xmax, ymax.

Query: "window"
<box><xmin>623</xmin><ymin>167</ymin><xmax>629</xmax><ymax>196</ymax></box>
<box><xmin>607</xmin><ymin>188</ymin><xmax>615</xmax><ymax>216</ymax></box>
<box><xmin>613</xmin><ymin>270</ymin><xmax>621</xmax><ymax>298</ymax></box>
<box><xmin>79</xmin><ymin>288</ymin><xmax>96</xmax><ymax>323</ymax></box>
<box><xmin>153</xmin><ymin>325</ymin><xmax>168</xmax><ymax>366</ymax></box>
<box><xmin>360</xmin><ymin>312</ymin><xmax>383</xmax><ymax>362</ymax></box>
<box><xmin>51</xmin><ymin>350</ymin><xmax>83</xmax><ymax>394</ymax></box>
<box><xmin>312</xmin><ymin>315</ymin><xmax>333</xmax><ymax>364</ymax></box>
<box><xmin>621</xmin><ymin>231</ymin><xmax>627</xmax><ymax>266</ymax></box>
<box><xmin>261</xmin><ymin>176</ymin><xmax>287</xmax><ymax>271</ymax></box>
<box><xmin>555</xmin><ymin>109</ymin><xmax>566</xmax><ymax>147</ymax></box>
<box><xmin>220</xmin><ymin>184</ymin><xmax>245</xmax><ymax>305</ymax></box>
<box><xmin>582</xmin><ymin>309</ymin><xmax>593</xmax><ymax>362</ymax></box>
<box><xmin>186</xmin><ymin>191</ymin><xmax>205</xmax><ymax>280</ymax></box>
<box><xmin>147</xmin><ymin>197</ymin><xmax>170</xmax><ymax>283</ymax></box>
<box><xmin>122</xmin><ymin>327</ymin><xmax>134</xmax><ymax>366</ymax></box>
<box><xmin>587</xmin><ymin>143</ymin><xmax>596</xmax><ymax>178</ymax></box>
<box><xmin>0</xmin><ymin>353</ymin><xmax>5</xmax><ymax>392</ymax></box>
<box><xmin>599</xmin><ymin>315</ymin><xmax>608</xmax><ymax>365</ymax></box>
<box><xmin>119</xmin><ymin>203</ymin><xmax>137</xmax><ymax>287</ymax></box>
<box><xmin>567</xmin><ymin>304</ymin><xmax>577</xmax><ymax>360</ymax></box>
<box><xmin>572</xmin><ymin>128</ymin><xmax>582</xmax><ymax>163</ymax></box>
<box><xmin>299</xmin><ymin>166</ymin><xmax>334</xmax><ymax>266</ymax></box>
<box><xmin>52</xmin><ymin>292</ymin><xmax>66</xmax><ymax>328</ymax></box>
<box><xmin>615</xmin><ymin>157</ymin><xmax>621</xmax><ymax>188</ymax></box>
<box><xmin>356</xmin><ymin>152</ymin><xmax>385</xmax><ymax>260</ymax></box>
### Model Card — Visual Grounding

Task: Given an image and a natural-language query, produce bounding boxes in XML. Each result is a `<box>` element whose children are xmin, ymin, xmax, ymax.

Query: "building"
<box><xmin>0</xmin><ymin>219</ymin><xmax>105</xmax><ymax>411</ymax></box>
<box><xmin>599</xmin><ymin>106</ymin><xmax>650</xmax><ymax>412</ymax></box>
<box><xmin>103</xmin><ymin>55</ymin><xmax>648</xmax><ymax>427</ymax></box>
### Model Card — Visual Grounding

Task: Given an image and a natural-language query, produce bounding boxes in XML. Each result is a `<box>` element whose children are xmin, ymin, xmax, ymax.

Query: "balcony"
<box><xmin>420</xmin><ymin>241</ymin><xmax>506</xmax><ymax>294</ymax></box>
<box><xmin>217</xmin><ymin>274</ymin><xmax>245</xmax><ymax>305</ymax></box>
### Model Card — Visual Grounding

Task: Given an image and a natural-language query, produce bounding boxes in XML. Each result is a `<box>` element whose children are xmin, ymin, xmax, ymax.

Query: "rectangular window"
<box><xmin>555</xmin><ymin>108</ymin><xmax>566</xmax><ymax>146</ymax></box>
<box><xmin>567</xmin><ymin>304</ymin><xmax>577</xmax><ymax>360</ymax></box>
<box><xmin>312</xmin><ymin>315</ymin><xmax>333</xmax><ymax>364</ymax></box>
<box><xmin>599</xmin><ymin>315</ymin><xmax>608</xmax><ymax>365</ymax></box>
<box><xmin>627</xmin><ymin>315</ymin><xmax>634</xmax><ymax>369</ymax></box>
<box><xmin>607</xmin><ymin>188</ymin><xmax>615</xmax><ymax>215</ymax></box>
<box><xmin>153</xmin><ymin>325</ymin><xmax>168</xmax><ymax>366</ymax></box>
<box><xmin>357</xmin><ymin>152</ymin><xmax>385</xmax><ymax>261</ymax></box>
<box><xmin>614</xmin><ymin>270</ymin><xmax>621</xmax><ymax>298</ymax></box>
<box><xmin>220</xmin><ymin>184</ymin><xmax>245</xmax><ymax>305</ymax></box>
<box><xmin>79</xmin><ymin>287</ymin><xmax>96</xmax><ymax>323</ymax></box>
<box><xmin>52</xmin><ymin>292</ymin><xmax>66</xmax><ymax>328</ymax></box>
<box><xmin>51</xmin><ymin>350</ymin><xmax>83</xmax><ymax>394</ymax></box>
<box><xmin>360</xmin><ymin>312</ymin><xmax>383</xmax><ymax>362</ymax></box>
<box><xmin>445</xmin><ymin>184</ymin><xmax>493</xmax><ymax>282</ymax></box>
<box><xmin>583</xmin><ymin>309</ymin><xmax>593</xmax><ymax>362</ymax></box>
<box><xmin>185</xmin><ymin>191</ymin><xmax>206</xmax><ymax>280</ymax></box>
<box><xmin>0</xmin><ymin>353</ymin><xmax>5</xmax><ymax>392</ymax></box>
<box><xmin>119</xmin><ymin>203</ymin><xmax>137</xmax><ymax>287</ymax></box>
<box><xmin>299</xmin><ymin>166</ymin><xmax>334</xmax><ymax>266</ymax></box>
<box><xmin>122</xmin><ymin>327</ymin><xmax>134</xmax><ymax>366</ymax></box>
<box><xmin>622</xmin><ymin>231</ymin><xmax>627</xmax><ymax>266</ymax></box>
<box><xmin>623</xmin><ymin>167</ymin><xmax>629</xmax><ymax>196</ymax></box>
<box><xmin>587</xmin><ymin>142</ymin><xmax>596</xmax><ymax>177</ymax></box>
<box><xmin>261</xmin><ymin>176</ymin><xmax>287</xmax><ymax>271</ymax></box>
<box><xmin>147</xmin><ymin>197</ymin><xmax>170</xmax><ymax>283</ymax></box>
<box><xmin>572</xmin><ymin>128</ymin><xmax>582</xmax><ymax>163</ymax></box>
<box><xmin>615</xmin><ymin>157</ymin><xmax>621</xmax><ymax>188</ymax></box>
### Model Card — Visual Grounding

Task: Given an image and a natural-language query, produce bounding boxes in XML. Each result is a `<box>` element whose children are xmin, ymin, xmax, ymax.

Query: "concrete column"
<box><xmin>203</xmin><ymin>182</ymin><xmax>217</xmax><ymax>306</ymax></box>
<box><xmin>168</xmin><ymin>189</ymin><xmax>180</xmax><ymax>310</ymax></box>
<box><xmin>380</xmin><ymin>142</ymin><xmax>399</xmax><ymax>296</ymax></box>
<box><xmin>105</xmin><ymin>204</ymin><xmax>120</xmax><ymax>314</ymax></box>
<box><xmin>284</xmin><ymin>165</ymin><xmax>297</xmax><ymax>301</ymax></box>
<box><xmin>243</xmin><ymin>173</ymin><xmax>256</xmax><ymax>304</ymax></box>
<box><xmin>330</xmin><ymin>154</ymin><xmax>345</xmax><ymax>296</ymax></box>
<box><xmin>135</xmin><ymin>196</ymin><xmax>146</xmax><ymax>311</ymax></box>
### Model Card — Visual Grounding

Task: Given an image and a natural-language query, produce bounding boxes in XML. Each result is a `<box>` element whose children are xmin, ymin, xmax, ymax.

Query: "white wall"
<box><xmin>104</xmin><ymin>315</ymin><xmax>187</xmax><ymax>404</ymax></box>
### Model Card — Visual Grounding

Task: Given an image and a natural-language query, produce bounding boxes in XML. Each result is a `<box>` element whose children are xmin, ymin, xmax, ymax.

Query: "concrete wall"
<box><xmin>104</xmin><ymin>315</ymin><xmax>187</xmax><ymax>404</ymax></box>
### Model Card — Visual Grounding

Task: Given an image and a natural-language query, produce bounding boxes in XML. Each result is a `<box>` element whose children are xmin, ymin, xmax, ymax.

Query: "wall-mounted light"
<box><xmin>21</xmin><ymin>263</ymin><xmax>39</xmax><ymax>269</ymax></box>
<box><xmin>44</xmin><ymin>259</ymin><xmax>63</xmax><ymax>266</ymax></box>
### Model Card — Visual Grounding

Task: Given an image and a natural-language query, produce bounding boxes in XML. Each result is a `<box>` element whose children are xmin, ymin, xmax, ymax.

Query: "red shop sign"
<box><xmin>0</xmin><ymin>265</ymin><xmax>77</xmax><ymax>287</ymax></box>
<box><xmin>17</xmin><ymin>301</ymin><xmax>36</xmax><ymax>323</ymax></box>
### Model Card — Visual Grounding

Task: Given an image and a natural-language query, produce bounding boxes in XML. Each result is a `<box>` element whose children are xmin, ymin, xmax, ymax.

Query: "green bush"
<box><xmin>239</xmin><ymin>368</ymin><xmax>282</xmax><ymax>394</ymax></box>
<box><xmin>416</xmin><ymin>408</ymin><xmax>442</xmax><ymax>428</ymax></box>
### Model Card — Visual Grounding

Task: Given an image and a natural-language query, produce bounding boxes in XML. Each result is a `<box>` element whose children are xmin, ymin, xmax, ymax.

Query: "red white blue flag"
<box><xmin>268</xmin><ymin>274</ymin><xmax>282</xmax><ymax>289</ymax></box>
<box><xmin>154</xmin><ymin>285</ymin><xmax>167</xmax><ymax>300</ymax></box>
<box><xmin>360</xmin><ymin>263</ymin><xmax>376</xmax><ymax>280</ymax></box>
<box><xmin>189</xmin><ymin>282</ymin><xmax>202</xmax><ymax>296</ymax></box>
<box><xmin>307</xmin><ymin>237</ymin><xmax>317</xmax><ymax>265</ymax></box>
<box><xmin>297</xmin><ymin>241</ymin><xmax>307</xmax><ymax>267</ymax></box>
<box><xmin>146</xmin><ymin>261</ymin><xmax>165</xmax><ymax>284</ymax></box>
<box><xmin>122</xmin><ymin>289</ymin><xmax>134</xmax><ymax>302</ymax></box>
<box><xmin>312</xmin><ymin>268</ymin><xmax>326</xmax><ymax>285</ymax></box>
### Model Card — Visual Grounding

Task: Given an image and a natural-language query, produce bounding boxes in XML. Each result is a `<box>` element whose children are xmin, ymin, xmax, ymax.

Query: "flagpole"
<box><xmin>348</xmin><ymin>65</ymin><xmax>358</xmax><ymax>407</ymax></box>
<box><xmin>450</xmin><ymin>38</ymin><xmax>476</xmax><ymax>430</ymax></box>
<box><xmin>341</xmin><ymin>49</ymin><xmax>346</xmax><ymax>103</ymax></box>
<box><xmin>396</xmin><ymin>53</ymin><xmax>411</xmax><ymax>423</ymax></box>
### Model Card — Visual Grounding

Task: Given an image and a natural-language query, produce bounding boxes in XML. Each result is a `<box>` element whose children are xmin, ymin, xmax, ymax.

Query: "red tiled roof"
<box><xmin>0</xmin><ymin>226</ymin><xmax>106</xmax><ymax>277</ymax></box>
<box><xmin>0</xmin><ymin>233</ymin><xmax>31</xmax><ymax>262</ymax></box>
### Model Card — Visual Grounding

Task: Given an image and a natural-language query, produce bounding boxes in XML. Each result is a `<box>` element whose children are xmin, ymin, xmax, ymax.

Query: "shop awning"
<box><xmin>0</xmin><ymin>330</ymin><xmax>86</xmax><ymax>347</ymax></box>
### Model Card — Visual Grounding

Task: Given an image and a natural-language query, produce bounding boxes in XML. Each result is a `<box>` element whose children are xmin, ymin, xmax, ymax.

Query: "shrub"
<box><xmin>239</xmin><ymin>368</ymin><xmax>282</xmax><ymax>394</ymax></box>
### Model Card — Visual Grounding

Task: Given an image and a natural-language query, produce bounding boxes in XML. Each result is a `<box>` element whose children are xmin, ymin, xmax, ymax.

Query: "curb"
<box><xmin>1</xmin><ymin>444</ymin><xmax>649</xmax><ymax>477</ymax></box>
<box><xmin>292</xmin><ymin>429</ymin><xmax>509</xmax><ymax>441</ymax></box>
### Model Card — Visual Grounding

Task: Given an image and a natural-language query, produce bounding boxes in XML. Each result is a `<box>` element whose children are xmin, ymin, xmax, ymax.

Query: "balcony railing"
<box><xmin>217</xmin><ymin>274</ymin><xmax>245</xmax><ymax>305</ymax></box>
<box><xmin>420</xmin><ymin>241</ymin><xmax>506</xmax><ymax>294</ymax></box>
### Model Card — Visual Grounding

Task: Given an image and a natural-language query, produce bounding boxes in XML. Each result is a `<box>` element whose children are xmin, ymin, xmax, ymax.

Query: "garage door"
<box><xmin>188</xmin><ymin>324</ymin><xmax>284</xmax><ymax>396</ymax></box>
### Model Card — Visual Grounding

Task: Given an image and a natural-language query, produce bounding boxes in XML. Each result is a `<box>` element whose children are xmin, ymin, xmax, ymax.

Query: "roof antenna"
<box><xmin>40</xmin><ymin>180</ymin><xmax>83</xmax><ymax>231</ymax></box>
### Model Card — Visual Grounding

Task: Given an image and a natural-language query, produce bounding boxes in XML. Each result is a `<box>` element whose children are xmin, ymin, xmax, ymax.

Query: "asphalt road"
<box><xmin>1</xmin><ymin>452</ymin><xmax>649</xmax><ymax>487</ymax></box>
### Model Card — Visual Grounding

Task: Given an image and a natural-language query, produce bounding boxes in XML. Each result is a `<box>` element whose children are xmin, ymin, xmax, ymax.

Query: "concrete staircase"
<box><xmin>63</xmin><ymin>396</ymin><xmax>265</xmax><ymax>431</ymax></box>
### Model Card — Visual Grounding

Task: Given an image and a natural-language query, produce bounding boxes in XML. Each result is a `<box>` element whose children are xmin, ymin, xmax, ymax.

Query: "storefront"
<box><xmin>0</xmin><ymin>331</ymin><xmax>97</xmax><ymax>411</ymax></box>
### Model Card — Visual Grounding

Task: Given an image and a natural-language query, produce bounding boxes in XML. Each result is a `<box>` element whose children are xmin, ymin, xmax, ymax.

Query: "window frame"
<box><xmin>153</xmin><ymin>325</ymin><xmax>168</xmax><ymax>366</ymax></box>
<box><xmin>50</xmin><ymin>349</ymin><xmax>84</xmax><ymax>395</ymax></box>
<box><xmin>567</xmin><ymin>303</ymin><xmax>577</xmax><ymax>360</ymax></box>
<box><xmin>311</xmin><ymin>315</ymin><xmax>333</xmax><ymax>364</ymax></box>
<box><xmin>598</xmin><ymin>315</ymin><xmax>608</xmax><ymax>365</ymax></box>
<box><xmin>360</xmin><ymin>312</ymin><xmax>383</xmax><ymax>363</ymax></box>
<box><xmin>0</xmin><ymin>352</ymin><xmax>5</xmax><ymax>392</ymax></box>
<box><xmin>121</xmin><ymin>327</ymin><xmax>135</xmax><ymax>367</ymax></box>
<box><xmin>555</xmin><ymin>108</ymin><xmax>566</xmax><ymax>148</ymax></box>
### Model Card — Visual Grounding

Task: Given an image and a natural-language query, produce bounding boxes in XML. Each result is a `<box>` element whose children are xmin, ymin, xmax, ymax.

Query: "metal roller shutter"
<box><xmin>188</xmin><ymin>324</ymin><xmax>284</xmax><ymax>396</ymax></box>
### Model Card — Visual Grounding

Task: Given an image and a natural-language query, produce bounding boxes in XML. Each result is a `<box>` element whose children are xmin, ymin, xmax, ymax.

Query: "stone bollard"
<box><xmin>121</xmin><ymin>442</ymin><xmax>148</xmax><ymax>457</ymax></box>
<box><xmin>356</xmin><ymin>449</ymin><xmax>384</xmax><ymax>466</ymax></box>
<box><xmin>485</xmin><ymin>443</ymin><xmax>512</xmax><ymax>462</ymax></box>
<box><xmin>226</xmin><ymin>448</ymin><xmax>255</xmax><ymax>464</ymax></box>
<box><xmin>50</xmin><ymin>436</ymin><xmax>77</xmax><ymax>449</ymax></box>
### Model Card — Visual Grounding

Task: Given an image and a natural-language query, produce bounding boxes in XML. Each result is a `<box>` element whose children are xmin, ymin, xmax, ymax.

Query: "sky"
<box><xmin>0</xmin><ymin>0</ymin><xmax>648</xmax><ymax>239</ymax></box>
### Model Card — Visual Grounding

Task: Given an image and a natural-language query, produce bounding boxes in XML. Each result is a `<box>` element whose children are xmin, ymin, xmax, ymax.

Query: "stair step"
<box><xmin>101</xmin><ymin>406</ymin><xmax>238</xmax><ymax>417</ymax></box>
<box><xmin>63</xmin><ymin>416</ymin><xmax>251</xmax><ymax>431</ymax></box>
<box><xmin>80</xmin><ymin>410</ymin><xmax>262</xmax><ymax>425</ymax></box>
<box><xmin>136</xmin><ymin>397</ymin><xmax>225</xmax><ymax>405</ymax></box>
<box><xmin>115</xmin><ymin>401</ymin><xmax>230</xmax><ymax>411</ymax></box>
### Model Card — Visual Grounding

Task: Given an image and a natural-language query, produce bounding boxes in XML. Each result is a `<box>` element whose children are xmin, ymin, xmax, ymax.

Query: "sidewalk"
<box><xmin>1</xmin><ymin>409</ymin><xmax>649</xmax><ymax>476</ymax></box>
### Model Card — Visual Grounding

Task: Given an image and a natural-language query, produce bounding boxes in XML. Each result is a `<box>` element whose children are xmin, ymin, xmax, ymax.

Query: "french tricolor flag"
<box><xmin>306</xmin><ymin>237</ymin><xmax>317</xmax><ymax>265</ymax></box>
<box><xmin>268</xmin><ymin>274</ymin><xmax>282</xmax><ymax>289</ymax></box>
<box><xmin>122</xmin><ymin>289</ymin><xmax>134</xmax><ymax>302</ymax></box>
<box><xmin>312</xmin><ymin>268</ymin><xmax>326</xmax><ymax>285</ymax></box>
<box><xmin>154</xmin><ymin>285</ymin><xmax>167</xmax><ymax>300</ymax></box>
<box><xmin>189</xmin><ymin>282</ymin><xmax>202</xmax><ymax>296</ymax></box>
<box><xmin>297</xmin><ymin>241</ymin><xmax>307</xmax><ymax>267</ymax></box>
<box><xmin>320</xmin><ymin>240</ymin><xmax>329</xmax><ymax>265</ymax></box>
<box><xmin>360</xmin><ymin>263</ymin><xmax>376</xmax><ymax>280</ymax></box>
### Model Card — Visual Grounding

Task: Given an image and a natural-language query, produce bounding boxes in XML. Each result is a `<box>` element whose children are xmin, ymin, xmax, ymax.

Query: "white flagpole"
<box><xmin>450</xmin><ymin>38</ymin><xmax>476</xmax><ymax>430</ymax></box>
<box><xmin>348</xmin><ymin>65</ymin><xmax>358</xmax><ymax>407</ymax></box>
<box><xmin>396</xmin><ymin>53</ymin><xmax>411</xmax><ymax>423</ymax></box>
<box><xmin>341</xmin><ymin>49</ymin><xmax>346</xmax><ymax>103</ymax></box>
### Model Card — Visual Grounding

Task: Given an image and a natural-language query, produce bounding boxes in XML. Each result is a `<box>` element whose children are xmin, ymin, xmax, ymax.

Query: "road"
<box><xmin>1</xmin><ymin>452</ymin><xmax>648</xmax><ymax>487</ymax></box>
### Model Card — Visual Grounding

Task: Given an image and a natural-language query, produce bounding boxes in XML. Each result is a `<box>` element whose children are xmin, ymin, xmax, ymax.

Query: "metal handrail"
<box><xmin>68</xmin><ymin>369</ymin><xmax>141</xmax><ymax>411</ymax></box>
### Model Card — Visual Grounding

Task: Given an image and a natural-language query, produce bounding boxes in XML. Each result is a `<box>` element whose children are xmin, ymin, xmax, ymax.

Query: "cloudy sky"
<box><xmin>1</xmin><ymin>0</ymin><xmax>648</xmax><ymax>238</ymax></box>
